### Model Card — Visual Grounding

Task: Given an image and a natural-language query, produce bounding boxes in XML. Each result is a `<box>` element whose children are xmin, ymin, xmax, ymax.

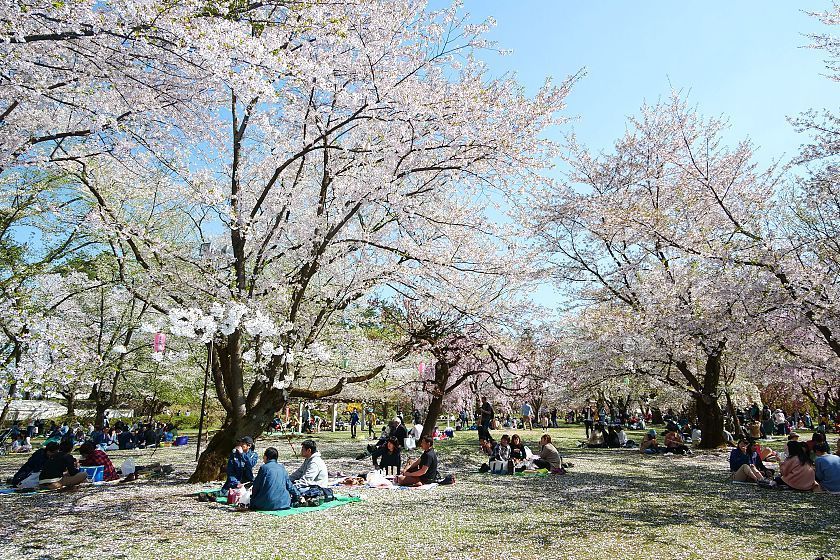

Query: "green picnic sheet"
<box><xmin>513</xmin><ymin>468</ymin><xmax>549</xmax><ymax>477</ymax></box>
<box><xmin>214</xmin><ymin>494</ymin><xmax>361</xmax><ymax>516</ymax></box>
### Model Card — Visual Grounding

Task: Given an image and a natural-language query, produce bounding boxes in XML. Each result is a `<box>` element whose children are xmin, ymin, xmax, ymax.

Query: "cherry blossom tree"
<box><xmin>529</xmin><ymin>95</ymin><xmax>783</xmax><ymax>447</ymax></box>
<box><xmin>19</xmin><ymin>1</ymin><xmax>575</xmax><ymax>480</ymax></box>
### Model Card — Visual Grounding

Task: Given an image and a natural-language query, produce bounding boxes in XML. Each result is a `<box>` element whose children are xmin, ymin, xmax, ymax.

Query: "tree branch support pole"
<box><xmin>195</xmin><ymin>340</ymin><xmax>214</xmax><ymax>462</ymax></box>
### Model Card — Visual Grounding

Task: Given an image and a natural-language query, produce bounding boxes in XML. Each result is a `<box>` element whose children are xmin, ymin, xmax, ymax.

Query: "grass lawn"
<box><xmin>0</xmin><ymin>425</ymin><xmax>837</xmax><ymax>560</ymax></box>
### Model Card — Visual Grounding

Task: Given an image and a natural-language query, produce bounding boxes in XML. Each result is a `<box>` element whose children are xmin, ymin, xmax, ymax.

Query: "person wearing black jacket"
<box><xmin>144</xmin><ymin>425</ymin><xmax>159</xmax><ymax>448</ymax></box>
<box><xmin>372</xmin><ymin>437</ymin><xmax>402</xmax><ymax>474</ymax></box>
<box><xmin>479</xmin><ymin>397</ymin><xmax>494</xmax><ymax>431</ymax></box>
<box><xmin>38</xmin><ymin>441</ymin><xmax>86</xmax><ymax>489</ymax></box>
<box><xmin>116</xmin><ymin>428</ymin><xmax>136</xmax><ymax>450</ymax></box>
<box><xmin>9</xmin><ymin>441</ymin><xmax>59</xmax><ymax>486</ymax></box>
<box><xmin>358</xmin><ymin>418</ymin><xmax>408</xmax><ymax>462</ymax></box>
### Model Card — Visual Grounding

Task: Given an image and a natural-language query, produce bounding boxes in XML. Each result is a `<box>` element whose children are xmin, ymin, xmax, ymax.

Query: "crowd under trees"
<box><xmin>1</xmin><ymin>0</ymin><xmax>839</xmax><ymax>479</ymax></box>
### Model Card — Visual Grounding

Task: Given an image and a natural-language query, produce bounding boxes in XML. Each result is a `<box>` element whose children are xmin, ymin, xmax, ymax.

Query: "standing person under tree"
<box><xmin>480</xmin><ymin>397</ymin><xmax>494</xmax><ymax>433</ymax></box>
<box><xmin>350</xmin><ymin>408</ymin><xmax>360</xmax><ymax>439</ymax></box>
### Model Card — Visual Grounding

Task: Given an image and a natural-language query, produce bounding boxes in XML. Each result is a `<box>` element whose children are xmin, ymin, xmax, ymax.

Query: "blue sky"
<box><xmin>444</xmin><ymin>1</ymin><xmax>838</xmax><ymax>311</ymax></box>
<box><xmin>454</xmin><ymin>1</ymin><xmax>837</xmax><ymax>166</ymax></box>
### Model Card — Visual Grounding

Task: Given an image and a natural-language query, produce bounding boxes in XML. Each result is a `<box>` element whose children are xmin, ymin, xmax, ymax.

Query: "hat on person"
<box><xmin>787</xmin><ymin>432</ymin><xmax>800</xmax><ymax>440</ymax></box>
<box><xmin>239</xmin><ymin>436</ymin><xmax>255</xmax><ymax>446</ymax></box>
<box><xmin>647</xmin><ymin>429</ymin><xmax>657</xmax><ymax>437</ymax></box>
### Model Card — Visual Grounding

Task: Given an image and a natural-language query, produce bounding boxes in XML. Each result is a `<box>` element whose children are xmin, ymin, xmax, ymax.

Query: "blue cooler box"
<box><xmin>80</xmin><ymin>465</ymin><xmax>104</xmax><ymax>482</ymax></box>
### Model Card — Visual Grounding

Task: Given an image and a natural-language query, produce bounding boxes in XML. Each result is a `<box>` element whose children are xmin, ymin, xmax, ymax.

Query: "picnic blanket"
<box><xmin>215</xmin><ymin>494</ymin><xmax>362</xmax><ymax>516</ymax></box>
<box><xmin>333</xmin><ymin>480</ymin><xmax>439</xmax><ymax>490</ymax></box>
<box><xmin>513</xmin><ymin>468</ymin><xmax>549</xmax><ymax>477</ymax></box>
<box><xmin>0</xmin><ymin>481</ymin><xmax>113</xmax><ymax>497</ymax></box>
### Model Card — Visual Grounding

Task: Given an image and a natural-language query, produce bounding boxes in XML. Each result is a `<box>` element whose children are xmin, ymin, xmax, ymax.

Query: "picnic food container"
<box><xmin>80</xmin><ymin>465</ymin><xmax>104</xmax><ymax>482</ymax></box>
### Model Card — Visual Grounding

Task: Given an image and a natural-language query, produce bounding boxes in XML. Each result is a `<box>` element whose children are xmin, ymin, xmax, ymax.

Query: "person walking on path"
<box><xmin>350</xmin><ymin>409</ymin><xmax>360</xmax><ymax>439</ymax></box>
<box><xmin>366</xmin><ymin>410</ymin><xmax>376</xmax><ymax>438</ymax></box>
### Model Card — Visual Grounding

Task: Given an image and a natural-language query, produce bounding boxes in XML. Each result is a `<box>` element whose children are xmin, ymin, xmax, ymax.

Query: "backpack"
<box><xmin>439</xmin><ymin>474</ymin><xmax>456</xmax><ymax>485</ymax></box>
<box><xmin>299</xmin><ymin>485</ymin><xmax>335</xmax><ymax>502</ymax></box>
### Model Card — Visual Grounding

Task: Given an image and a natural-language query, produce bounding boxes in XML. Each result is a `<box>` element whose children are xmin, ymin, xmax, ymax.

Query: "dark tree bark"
<box><xmin>695</xmin><ymin>351</ymin><xmax>725</xmax><ymax>449</ymax></box>
<box><xmin>189</xmin><ymin>397</ymin><xmax>280</xmax><ymax>483</ymax></box>
<box><xmin>62</xmin><ymin>392</ymin><xmax>76</xmax><ymax>418</ymax></box>
<box><xmin>421</xmin><ymin>360</ymin><xmax>449</xmax><ymax>439</ymax></box>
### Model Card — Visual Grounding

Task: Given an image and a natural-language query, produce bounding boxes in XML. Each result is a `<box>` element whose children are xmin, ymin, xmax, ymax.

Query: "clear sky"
<box><xmin>442</xmin><ymin>1</ymin><xmax>838</xmax><ymax>311</ymax></box>
<box><xmin>453</xmin><ymin>1</ymin><xmax>837</xmax><ymax>167</ymax></box>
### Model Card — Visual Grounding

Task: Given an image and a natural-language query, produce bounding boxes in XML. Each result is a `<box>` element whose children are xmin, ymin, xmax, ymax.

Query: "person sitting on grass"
<box><xmin>395</xmin><ymin>435</ymin><xmax>438</xmax><ymax>487</ymax></box>
<box><xmin>249</xmin><ymin>447</ymin><xmax>303</xmax><ymax>511</ymax></box>
<box><xmin>510</xmin><ymin>434</ymin><xmax>527</xmax><ymax>460</ymax></box>
<box><xmin>806</xmin><ymin>432</ymin><xmax>826</xmax><ymax>454</ymax></box>
<box><xmin>372</xmin><ymin>437</ymin><xmax>401</xmax><ymax>474</ymax></box>
<box><xmin>640</xmin><ymin>430</ymin><xmax>661</xmax><ymax>454</ymax></box>
<box><xmin>358</xmin><ymin>418</ymin><xmax>406</xmax><ymax>462</ymax></box>
<box><xmin>492</xmin><ymin>434</ymin><xmax>513</xmax><ymax>462</ymax></box>
<box><xmin>116</xmin><ymin>427</ymin><xmax>136</xmax><ymax>450</ymax></box>
<box><xmin>10</xmin><ymin>433</ymin><xmax>32</xmax><ymax>453</ymax></box>
<box><xmin>815</xmin><ymin>442</ymin><xmax>840</xmax><ymax>493</ymax></box>
<box><xmin>289</xmin><ymin>439</ymin><xmax>328</xmax><ymax>487</ymax></box>
<box><xmin>729</xmin><ymin>438</ymin><xmax>764</xmax><ymax>482</ymax></box>
<box><xmin>9</xmin><ymin>441</ymin><xmax>59</xmax><ymax>487</ymax></box>
<box><xmin>616</xmin><ymin>425</ymin><xmax>635</xmax><ymax>448</ymax></box>
<box><xmin>478</xmin><ymin>429</ymin><xmax>496</xmax><ymax>456</ymax></box>
<box><xmin>663</xmin><ymin>427</ymin><xmax>691</xmax><ymax>455</ymax></box>
<box><xmin>585</xmin><ymin>424</ymin><xmax>606</xmax><ymax>448</ymax></box>
<box><xmin>78</xmin><ymin>441</ymin><xmax>120</xmax><ymax>482</ymax></box>
<box><xmin>223</xmin><ymin>436</ymin><xmax>259</xmax><ymax>491</ymax></box>
<box><xmin>38</xmin><ymin>440</ymin><xmax>87</xmax><ymax>490</ymax></box>
<box><xmin>605</xmin><ymin>425</ymin><xmax>621</xmax><ymax>448</ymax></box>
<box><xmin>533</xmin><ymin>434</ymin><xmax>562</xmax><ymax>471</ymax></box>
<box><xmin>777</xmin><ymin>441</ymin><xmax>820</xmax><ymax>491</ymax></box>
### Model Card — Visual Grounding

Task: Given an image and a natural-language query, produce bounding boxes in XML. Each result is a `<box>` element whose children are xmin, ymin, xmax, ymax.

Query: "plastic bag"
<box><xmin>489</xmin><ymin>460</ymin><xmax>507</xmax><ymax>474</ymax></box>
<box><xmin>121</xmin><ymin>457</ymin><xmax>136</xmax><ymax>476</ymax></box>
<box><xmin>238</xmin><ymin>487</ymin><xmax>251</xmax><ymax>506</ymax></box>
<box><xmin>365</xmin><ymin>471</ymin><xmax>392</xmax><ymax>487</ymax></box>
<box><xmin>227</xmin><ymin>486</ymin><xmax>243</xmax><ymax>505</ymax></box>
<box><xmin>404</xmin><ymin>437</ymin><xmax>416</xmax><ymax>450</ymax></box>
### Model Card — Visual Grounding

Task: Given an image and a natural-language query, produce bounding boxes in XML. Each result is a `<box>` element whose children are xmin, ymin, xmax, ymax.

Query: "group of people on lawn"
<box><xmin>8</xmin><ymin>439</ymin><xmax>123</xmax><ymax>490</ymax></box>
<box><xmin>729</xmin><ymin>432</ymin><xmax>840</xmax><ymax>493</ymax></box>
<box><xmin>478</xmin><ymin>432</ymin><xmax>564</xmax><ymax>473</ymax></box>
<box><xmin>215</xmin><ymin>430</ymin><xmax>440</xmax><ymax>511</ymax></box>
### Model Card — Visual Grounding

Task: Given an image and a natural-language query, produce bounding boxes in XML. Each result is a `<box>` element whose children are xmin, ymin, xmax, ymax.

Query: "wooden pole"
<box><xmin>195</xmin><ymin>340</ymin><xmax>213</xmax><ymax>462</ymax></box>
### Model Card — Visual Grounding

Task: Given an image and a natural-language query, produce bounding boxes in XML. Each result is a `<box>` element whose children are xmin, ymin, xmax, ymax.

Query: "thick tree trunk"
<box><xmin>696</xmin><ymin>395</ymin><xmax>725</xmax><ymax>448</ymax></box>
<box><xmin>64</xmin><ymin>393</ymin><xmax>76</xmax><ymax>418</ymax></box>
<box><xmin>189</xmin><ymin>400</ymin><xmax>279</xmax><ymax>483</ymax></box>
<box><xmin>696</xmin><ymin>351</ymin><xmax>725</xmax><ymax>449</ymax></box>
<box><xmin>421</xmin><ymin>393</ymin><xmax>445</xmax><ymax>439</ymax></box>
<box><xmin>421</xmin><ymin>360</ymin><xmax>449</xmax><ymax>440</ymax></box>
<box><xmin>0</xmin><ymin>381</ymin><xmax>15</xmax><ymax>426</ymax></box>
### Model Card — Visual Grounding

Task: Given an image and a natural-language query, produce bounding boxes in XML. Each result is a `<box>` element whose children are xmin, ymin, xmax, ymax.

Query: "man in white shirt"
<box><xmin>289</xmin><ymin>439</ymin><xmax>328</xmax><ymax>487</ymax></box>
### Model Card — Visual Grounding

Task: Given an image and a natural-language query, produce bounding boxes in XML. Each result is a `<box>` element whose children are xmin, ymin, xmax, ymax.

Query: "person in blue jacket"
<box><xmin>249</xmin><ymin>447</ymin><xmax>302</xmax><ymax>511</ymax></box>
<box><xmin>223</xmin><ymin>436</ymin><xmax>258</xmax><ymax>490</ymax></box>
